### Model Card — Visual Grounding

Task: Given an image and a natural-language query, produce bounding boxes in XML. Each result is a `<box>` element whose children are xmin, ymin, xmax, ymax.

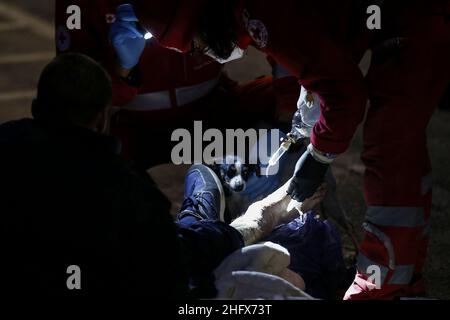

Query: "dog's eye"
<box><xmin>228</xmin><ymin>165</ymin><xmax>237</xmax><ymax>176</ymax></box>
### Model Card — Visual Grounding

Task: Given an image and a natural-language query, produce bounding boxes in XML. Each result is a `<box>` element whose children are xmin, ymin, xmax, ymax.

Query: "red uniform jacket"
<box><xmin>54</xmin><ymin>0</ymin><xmax>223</xmax><ymax>107</ymax></box>
<box><xmin>236</xmin><ymin>0</ymin><xmax>439</xmax><ymax>154</ymax></box>
<box><xmin>234</xmin><ymin>0</ymin><xmax>378</xmax><ymax>154</ymax></box>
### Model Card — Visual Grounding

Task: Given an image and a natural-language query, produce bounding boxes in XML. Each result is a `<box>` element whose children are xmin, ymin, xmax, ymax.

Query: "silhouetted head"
<box><xmin>33</xmin><ymin>53</ymin><xmax>112</xmax><ymax>131</ymax></box>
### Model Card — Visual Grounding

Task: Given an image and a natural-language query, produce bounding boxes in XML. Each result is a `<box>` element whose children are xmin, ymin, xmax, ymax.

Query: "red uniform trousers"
<box><xmin>345</xmin><ymin>10</ymin><xmax>450</xmax><ymax>299</ymax></box>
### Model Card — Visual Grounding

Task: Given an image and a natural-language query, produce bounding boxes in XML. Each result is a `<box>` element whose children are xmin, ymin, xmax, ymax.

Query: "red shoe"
<box><xmin>344</xmin><ymin>272</ymin><xmax>408</xmax><ymax>300</ymax></box>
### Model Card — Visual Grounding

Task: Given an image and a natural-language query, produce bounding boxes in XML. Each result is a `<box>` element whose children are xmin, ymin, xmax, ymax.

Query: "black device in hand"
<box><xmin>287</xmin><ymin>148</ymin><xmax>329</xmax><ymax>202</ymax></box>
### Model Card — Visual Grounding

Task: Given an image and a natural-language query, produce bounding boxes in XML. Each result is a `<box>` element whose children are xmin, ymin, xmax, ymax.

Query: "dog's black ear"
<box><xmin>248</xmin><ymin>164</ymin><xmax>261</xmax><ymax>177</ymax></box>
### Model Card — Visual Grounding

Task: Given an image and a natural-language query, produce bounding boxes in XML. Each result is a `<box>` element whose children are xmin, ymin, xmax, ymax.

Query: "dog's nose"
<box><xmin>230</xmin><ymin>177</ymin><xmax>246</xmax><ymax>192</ymax></box>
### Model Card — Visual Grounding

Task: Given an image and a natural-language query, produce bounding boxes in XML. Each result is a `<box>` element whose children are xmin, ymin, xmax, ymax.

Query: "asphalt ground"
<box><xmin>0</xmin><ymin>0</ymin><xmax>54</xmax><ymax>122</ymax></box>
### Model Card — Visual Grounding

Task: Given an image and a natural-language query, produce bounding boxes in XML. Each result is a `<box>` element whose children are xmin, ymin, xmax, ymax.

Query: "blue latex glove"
<box><xmin>109</xmin><ymin>4</ymin><xmax>146</xmax><ymax>70</ymax></box>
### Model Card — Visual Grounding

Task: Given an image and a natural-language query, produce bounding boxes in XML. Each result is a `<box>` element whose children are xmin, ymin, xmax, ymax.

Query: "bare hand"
<box><xmin>231</xmin><ymin>180</ymin><xmax>327</xmax><ymax>245</ymax></box>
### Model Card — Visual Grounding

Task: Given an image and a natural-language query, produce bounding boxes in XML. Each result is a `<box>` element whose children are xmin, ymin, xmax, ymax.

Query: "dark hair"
<box><xmin>197</xmin><ymin>0</ymin><xmax>238</xmax><ymax>60</ymax></box>
<box><xmin>34</xmin><ymin>53</ymin><xmax>112</xmax><ymax>124</ymax></box>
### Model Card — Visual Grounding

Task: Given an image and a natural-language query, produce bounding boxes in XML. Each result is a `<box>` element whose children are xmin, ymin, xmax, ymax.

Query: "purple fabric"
<box><xmin>265</xmin><ymin>212</ymin><xmax>346</xmax><ymax>299</ymax></box>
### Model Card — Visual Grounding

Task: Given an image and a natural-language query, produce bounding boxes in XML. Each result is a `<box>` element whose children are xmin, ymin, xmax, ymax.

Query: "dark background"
<box><xmin>0</xmin><ymin>0</ymin><xmax>449</xmax><ymax>299</ymax></box>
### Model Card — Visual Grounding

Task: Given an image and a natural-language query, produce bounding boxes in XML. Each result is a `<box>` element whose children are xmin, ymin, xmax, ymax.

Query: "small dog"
<box><xmin>209</xmin><ymin>156</ymin><xmax>260</xmax><ymax>222</ymax></box>
<box><xmin>210</xmin><ymin>155</ymin><xmax>259</xmax><ymax>195</ymax></box>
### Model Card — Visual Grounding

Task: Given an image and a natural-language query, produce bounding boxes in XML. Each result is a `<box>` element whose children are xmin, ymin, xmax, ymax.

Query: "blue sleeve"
<box><xmin>176</xmin><ymin>220</ymin><xmax>244</xmax><ymax>297</ymax></box>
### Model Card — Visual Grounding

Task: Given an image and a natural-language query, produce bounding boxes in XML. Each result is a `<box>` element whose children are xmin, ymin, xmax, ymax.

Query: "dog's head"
<box><xmin>211</xmin><ymin>156</ymin><xmax>259</xmax><ymax>194</ymax></box>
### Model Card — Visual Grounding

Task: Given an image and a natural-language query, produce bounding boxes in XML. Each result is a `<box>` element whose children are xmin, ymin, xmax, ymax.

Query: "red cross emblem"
<box><xmin>106</xmin><ymin>14</ymin><xmax>116</xmax><ymax>24</ymax></box>
<box><xmin>247</xmin><ymin>20</ymin><xmax>268</xmax><ymax>48</ymax></box>
<box><xmin>56</xmin><ymin>25</ymin><xmax>70</xmax><ymax>52</ymax></box>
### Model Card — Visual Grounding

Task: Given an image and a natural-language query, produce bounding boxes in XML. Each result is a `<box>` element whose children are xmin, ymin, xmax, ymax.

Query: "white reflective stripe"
<box><xmin>367</xmin><ymin>206</ymin><xmax>425</xmax><ymax>228</ymax></box>
<box><xmin>123</xmin><ymin>77</ymin><xmax>219</xmax><ymax>111</ymax></box>
<box><xmin>124</xmin><ymin>90</ymin><xmax>172</xmax><ymax>111</ymax></box>
<box><xmin>357</xmin><ymin>253</ymin><xmax>389</xmax><ymax>284</ymax></box>
<box><xmin>421</xmin><ymin>173</ymin><xmax>432</xmax><ymax>195</ymax></box>
<box><xmin>363</xmin><ymin>222</ymin><xmax>396</xmax><ymax>269</ymax></box>
<box><xmin>272</xmin><ymin>64</ymin><xmax>292</xmax><ymax>79</ymax></box>
<box><xmin>175</xmin><ymin>77</ymin><xmax>219</xmax><ymax>107</ymax></box>
<box><xmin>388</xmin><ymin>265</ymin><xmax>414</xmax><ymax>285</ymax></box>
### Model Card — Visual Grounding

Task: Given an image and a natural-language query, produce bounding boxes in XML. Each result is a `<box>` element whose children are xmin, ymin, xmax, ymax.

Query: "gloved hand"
<box><xmin>287</xmin><ymin>144</ymin><xmax>331</xmax><ymax>202</ymax></box>
<box><xmin>108</xmin><ymin>4</ymin><xmax>146</xmax><ymax>70</ymax></box>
